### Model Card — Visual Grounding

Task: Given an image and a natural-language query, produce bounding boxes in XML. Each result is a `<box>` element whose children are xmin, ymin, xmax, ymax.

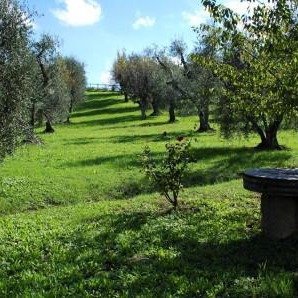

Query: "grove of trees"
<box><xmin>1</xmin><ymin>0</ymin><xmax>297</xmax><ymax>160</ymax></box>
<box><xmin>0</xmin><ymin>0</ymin><xmax>86</xmax><ymax>159</ymax></box>
<box><xmin>112</xmin><ymin>0</ymin><xmax>298</xmax><ymax>150</ymax></box>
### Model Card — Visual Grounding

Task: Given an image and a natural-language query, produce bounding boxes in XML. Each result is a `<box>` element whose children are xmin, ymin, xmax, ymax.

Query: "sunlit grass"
<box><xmin>0</xmin><ymin>91</ymin><xmax>297</xmax><ymax>296</ymax></box>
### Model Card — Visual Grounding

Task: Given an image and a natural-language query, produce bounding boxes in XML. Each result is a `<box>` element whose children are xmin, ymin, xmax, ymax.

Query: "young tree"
<box><xmin>0</xmin><ymin>0</ymin><xmax>34</xmax><ymax>158</ymax></box>
<box><xmin>195</xmin><ymin>0</ymin><xmax>298</xmax><ymax>149</ymax></box>
<box><xmin>118</xmin><ymin>53</ymin><xmax>160</xmax><ymax>120</ymax></box>
<box><xmin>32</xmin><ymin>34</ymin><xmax>70</xmax><ymax>132</ymax></box>
<box><xmin>153</xmin><ymin>52</ymin><xmax>185</xmax><ymax>122</ymax></box>
<box><xmin>60</xmin><ymin>57</ymin><xmax>86</xmax><ymax>123</ymax></box>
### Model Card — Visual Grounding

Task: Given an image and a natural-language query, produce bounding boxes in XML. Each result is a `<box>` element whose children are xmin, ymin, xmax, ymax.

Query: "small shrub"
<box><xmin>141</xmin><ymin>137</ymin><xmax>191</xmax><ymax>209</ymax></box>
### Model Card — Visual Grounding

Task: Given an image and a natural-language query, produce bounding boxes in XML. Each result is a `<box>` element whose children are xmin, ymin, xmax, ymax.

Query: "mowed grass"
<box><xmin>0</xmin><ymin>91</ymin><xmax>298</xmax><ymax>296</ymax></box>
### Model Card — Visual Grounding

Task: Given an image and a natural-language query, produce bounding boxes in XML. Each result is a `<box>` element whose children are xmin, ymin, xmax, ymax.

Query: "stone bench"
<box><xmin>243</xmin><ymin>168</ymin><xmax>298</xmax><ymax>239</ymax></box>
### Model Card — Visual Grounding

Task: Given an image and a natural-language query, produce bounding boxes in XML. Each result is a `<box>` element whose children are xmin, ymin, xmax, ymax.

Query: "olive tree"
<box><xmin>112</xmin><ymin>49</ymin><xmax>186</xmax><ymax>122</ymax></box>
<box><xmin>155</xmin><ymin>40</ymin><xmax>217</xmax><ymax>131</ymax></box>
<box><xmin>152</xmin><ymin>52</ymin><xmax>184</xmax><ymax>122</ymax></box>
<box><xmin>32</xmin><ymin>34</ymin><xmax>70</xmax><ymax>132</ymax></box>
<box><xmin>194</xmin><ymin>0</ymin><xmax>298</xmax><ymax>149</ymax></box>
<box><xmin>113</xmin><ymin>52</ymin><xmax>159</xmax><ymax>120</ymax></box>
<box><xmin>149</xmin><ymin>61</ymin><xmax>181</xmax><ymax>120</ymax></box>
<box><xmin>60</xmin><ymin>57</ymin><xmax>86</xmax><ymax>123</ymax></box>
<box><xmin>112</xmin><ymin>51</ymin><xmax>130</xmax><ymax>102</ymax></box>
<box><xmin>0</xmin><ymin>0</ymin><xmax>34</xmax><ymax>158</ymax></box>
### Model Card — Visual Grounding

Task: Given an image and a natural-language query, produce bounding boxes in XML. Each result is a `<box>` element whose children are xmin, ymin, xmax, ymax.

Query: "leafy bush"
<box><xmin>141</xmin><ymin>137</ymin><xmax>191</xmax><ymax>209</ymax></box>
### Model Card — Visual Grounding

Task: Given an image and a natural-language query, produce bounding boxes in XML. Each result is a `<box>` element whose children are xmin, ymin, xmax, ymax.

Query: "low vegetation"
<box><xmin>0</xmin><ymin>91</ymin><xmax>298</xmax><ymax>296</ymax></box>
<box><xmin>141</xmin><ymin>138</ymin><xmax>192</xmax><ymax>209</ymax></box>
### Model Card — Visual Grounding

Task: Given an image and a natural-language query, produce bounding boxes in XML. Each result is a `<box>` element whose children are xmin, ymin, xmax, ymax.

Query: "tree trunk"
<box><xmin>256</xmin><ymin>128</ymin><xmax>280</xmax><ymax>150</ymax></box>
<box><xmin>140</xmin><ymin>98</ymin><xmax>147</xmax><ymax>120</ymax></box>
<box><xmin>44</xmin><ymin>120</ymin><xmax>55</xmax><ymax>133</ymax></box>
<box><xmin>197</xmin><ymin>108</ymin><xmax>212</xmax><ymax>132</ymax></box>
<box><xmin>44</xmin><ymin>114</ymin><xmax>55</xmax><ymax>133</ymax></box>
<box><xmin>150</xmin><ymin>99</ymin><xmax>161</xmax><ymax>116</ymax></box>
<box><xmin>254</xmin><ymin>119</ymin><xmax>283</xmax><ymax>150</ymax></box>
<box><xmin>169</xmin><ymin>101</ymin><xmax>176</xmax><ymax>123</ymax></box>
<box><xmin>66</xmin><ymin>99</ymin><xmax>73</xmax><ymax>123</ymax></box>
<box><xmin>124</xmin><ymin>92</ymin><xmax>128</xmax><ymax>102</ymax></box>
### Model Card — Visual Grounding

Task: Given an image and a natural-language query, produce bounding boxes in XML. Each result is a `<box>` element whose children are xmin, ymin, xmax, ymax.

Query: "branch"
<box><xmin>155</xmin><ymin>56</ymin><xmax>195</xmax><ymax>102</ymax></box>
<box><xmin>37</xmin><ymin>58</ymin><xmax>49</xmax><ymax>88</ymax></box>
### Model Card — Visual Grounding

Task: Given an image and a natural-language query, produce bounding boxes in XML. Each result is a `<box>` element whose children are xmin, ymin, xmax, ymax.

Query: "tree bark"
<box><xmin>66</xmin><ymin>99</ymin><xmax>73</xmax><ymax>123</ymax></box>
<box><xmin>253</xmin><ymin>118</ymin><xmax>283</xmax><ymax>150</ymax></box>
<box><xmin>197</xmin><ymin>106</ymin><xmax>213</xmax><ymax>132</ymax></box>
<box><xmin>169</xmin><ymin>101</ymin><xmax>176</xmax><ymax>123</ymax></box>
<box><xmin>150</xmin><ymin>98</ymin><xmax>161</xmax><ymax>116</ymax></box>
<box><xmin>44</xmin><ymin>114</ymin><xmax>55</xmax><ymax>133</ymax></box>
<box><xmin>140</xmin><ymin>98</ymin><xmax>147</xmax><ymax>120</ymax></box>
<box><xmin>124</xmin><ymin>92</ymin><xmax>128</xmax><ymax>102</ymax></box>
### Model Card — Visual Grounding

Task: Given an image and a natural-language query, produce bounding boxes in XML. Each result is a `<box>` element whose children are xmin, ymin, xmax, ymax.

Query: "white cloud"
<box><xmin>182</xmin><ymin>10</ymin><xmax>210</xmax><ymax>27</ymax></box>
<box><xmin>133</xmin><ymin>16</ymin><xmax>156</xmax><ymax>30</ymax></box>
<box><xmin>52</xmin><ymin>0</ymin><xmax>102</xmax><ymax>27</ymax></box>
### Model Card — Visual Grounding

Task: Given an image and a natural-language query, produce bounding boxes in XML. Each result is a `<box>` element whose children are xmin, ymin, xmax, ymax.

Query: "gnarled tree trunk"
<box><xmin>151</xmin><ymin>98</ymin><xmax>161</xmax><ymax>116</ymax></box>
<box><xmin>124</xmin><ymin>92</ymin><xmax>128</xmax><ymax>102</ymax></box>
<box><xmin>44</xmin><ymin>114</ymin><xmax>55</xmax><ymax>133</ymax></box>
<box><xmin>197</xmin><ymin>107</ymin><xmax>212</xmax><ymax>132</ymax></box>
<box><xmin>169</xmin><ymin>100</ymin><xmax>176</xmax><ymax>123</ymax></box>
<box><xmin>140</xmin><ymin>98</ymin><xmax>147</xmax><ymax>120</ymax></box>
<box><xmin>66</xmin><ymin>99</ymin><xmax>74</xmax><ymax>123</ymax></box>
<box><xmin>252</xmin><ymin>118</ymin><xmax>283</xmax><ymax>150</ymax></box>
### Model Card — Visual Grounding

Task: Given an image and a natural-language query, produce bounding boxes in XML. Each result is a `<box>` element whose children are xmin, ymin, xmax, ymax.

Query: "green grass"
<box><xmin>0</xmin><ymin>90</ymin><xmax>298</xmax><ymax>296</ymax></box>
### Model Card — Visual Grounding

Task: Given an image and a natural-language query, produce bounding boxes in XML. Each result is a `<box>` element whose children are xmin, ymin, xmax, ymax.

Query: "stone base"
<box><xmin>261</xmin><ymin>194</ymin><xmax>298</xmax><ymax>239</ymax></box>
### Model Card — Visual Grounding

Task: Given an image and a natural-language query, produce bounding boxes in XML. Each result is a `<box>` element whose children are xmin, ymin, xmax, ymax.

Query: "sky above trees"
<box><xmin>28</xmin><ymin>0</ymin><xmax>249</xmax><ymax>84</ymax></box>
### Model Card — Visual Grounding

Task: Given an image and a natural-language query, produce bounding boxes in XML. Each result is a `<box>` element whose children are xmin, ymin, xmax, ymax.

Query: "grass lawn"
<box><xmin>0</xmin><ymin>91</ymin><xmax>298</xmax><ymax>296</ymax></box>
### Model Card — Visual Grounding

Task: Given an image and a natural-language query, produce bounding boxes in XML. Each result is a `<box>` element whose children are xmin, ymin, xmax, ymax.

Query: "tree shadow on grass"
<box><xmin>86</xmin><ymin>91</ymin><xmax>120</xmax><ymax>99</ymax></box>
<box><xmin>71</xmin><ymin>114</ymin><xmax>141</xmax><ymax>127</ymax></box>
<box><xmin>103</xmin><ymin>177</ymin><xmax>156</xmax><ymax>200</ymax></box>
<box><xmin>63</xmin><ymin>145</ymin><xmax>292</xmax><ymax>193</ymax></box>
<box><xmin>62</xmin><ymin>137</ymin><xmax>100</xmax><ymax>146</ymax></box>
<box><xmin>63</xmin><ymin>153</ymin><xmax>141</xmax><ymax>168</ymax></box>
<box><xmin>184</xmin><ymin>146</ymin><xmax>292</xmax><ymax>187</ymax></box>
<box><xmin>75</xmin><ymin>97</ymin><xmax>123</xmax><ymax>113</ymax></box>
<box><xmin>29</xmin><ymin>209</ymin><xmax>298</xmax><ymax>296</ymax></box>
<box><xmin>108</xmin><ymin>131</ymin><xmax>188</xmax><ymax>144</ymax></box>
<box><xmin>138</xmin><ymin>120</ymin><xmax>176</xmax><ymax>127</ymax></box>
<box><xmin>101</xmin><ymin>119</ymin><xmax>184</xmax><ymax>130</ymax></box>
<box><xmin>73</xmin><ymin>106</ymin><xmax>139</xmax><ymax>119</ymax></box>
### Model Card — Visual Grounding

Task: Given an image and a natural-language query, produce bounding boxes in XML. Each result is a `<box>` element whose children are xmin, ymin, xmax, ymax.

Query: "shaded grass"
<box><xmin>0</xmin><ymin>197</ymin><xmax>297</xmax><ymax>297</ymax></box>
<box><xmin>0</xmin><ymin>91</ymin><xmax>297</xmax><ymax>296</ymax></box>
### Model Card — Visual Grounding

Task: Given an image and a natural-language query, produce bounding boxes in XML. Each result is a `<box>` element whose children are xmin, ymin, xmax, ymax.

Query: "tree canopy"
<box><xmin>0</xmin><ymin>1</ymin><xmax>87</xmax><ymax>158</ymax></box>
<box><xmin>192</xmin><ymin>0</ymin><xmax>298</xmax><ymax>149</ymax></box>
<box><xmin>0</xmin><ymin>0</ymin><xmax>34</xmax><ymax>158</ymax></box>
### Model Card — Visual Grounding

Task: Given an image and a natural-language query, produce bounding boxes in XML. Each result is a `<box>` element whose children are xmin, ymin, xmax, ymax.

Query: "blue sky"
<box><xmin>27</xmin><ymin>0</ymin><xmax>245</xmax><ymax>84</ymax></box>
